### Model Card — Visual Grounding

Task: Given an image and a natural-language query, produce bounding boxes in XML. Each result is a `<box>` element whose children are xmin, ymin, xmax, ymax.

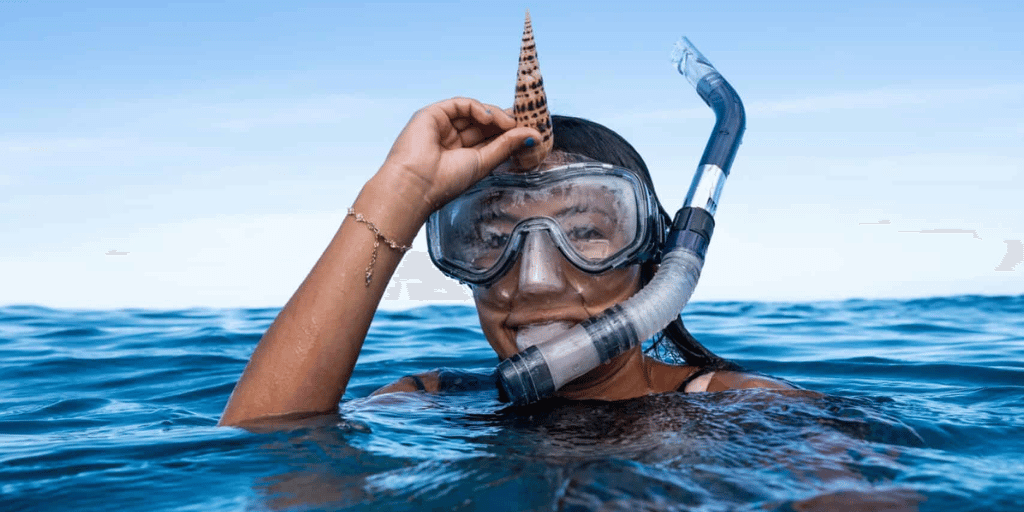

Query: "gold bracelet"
<box><xmin>347</xmin><ymin>208</ymin><xmax>412</xmax><ymax>287</ymax></box>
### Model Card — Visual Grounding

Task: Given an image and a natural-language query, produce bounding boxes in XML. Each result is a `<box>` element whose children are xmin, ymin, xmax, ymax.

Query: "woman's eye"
<box><xmin>568</xmin><ymin>226</ymin><xmax>604</xmax><ymax>241</ymax></box>
<box><xmin>480</xmin><ymin>230</ymin><xmax>510</xmax><ymax>249</ymax></box>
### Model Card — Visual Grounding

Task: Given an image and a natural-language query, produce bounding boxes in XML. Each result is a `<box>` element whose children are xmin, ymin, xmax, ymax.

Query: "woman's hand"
<box><xmin>219</xmin><ymin>97</ymin><xmax>539</xmax><ymax>427</ymax></box>
<box><xmin>379</xmin><ymin>97</ymin><xmax>541</xmax><ymax>214</ymax></box>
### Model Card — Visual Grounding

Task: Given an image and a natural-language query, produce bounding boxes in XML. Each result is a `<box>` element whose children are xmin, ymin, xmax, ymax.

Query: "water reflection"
<box><xmin>248</xmin><ymin>389</ymin><xmax>927</xmax><ymax>511</ymax></box>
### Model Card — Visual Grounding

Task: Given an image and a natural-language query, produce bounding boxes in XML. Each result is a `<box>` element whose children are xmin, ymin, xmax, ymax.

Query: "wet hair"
<box><xmin>551</xmin><ymin>115</ymin><xmax>741</xmax><ymax>372</ymax></box>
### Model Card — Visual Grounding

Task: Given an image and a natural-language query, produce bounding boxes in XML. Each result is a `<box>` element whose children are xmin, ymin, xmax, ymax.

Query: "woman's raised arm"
<box><xmin>219</xmin><ymin>98</ymin><xmax>539</xmax><ymax>426</ymax></box>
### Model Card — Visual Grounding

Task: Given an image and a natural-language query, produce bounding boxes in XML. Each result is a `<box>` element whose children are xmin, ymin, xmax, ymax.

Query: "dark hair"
<box><xmin>551</xmin><ymin>114</ymin><xmax>740</xmax><ymax>371</ymax></box>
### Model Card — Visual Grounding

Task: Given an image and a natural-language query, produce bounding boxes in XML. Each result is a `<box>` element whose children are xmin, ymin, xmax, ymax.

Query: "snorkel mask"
<box><xmin>427</xmin><ymin>161</ymin><xmax>664</xmax><ymax>286</ymax></box>
<box><xmin>430</xmin><ymin>12</ymin><xmax>746</xmax><ymax>405</ymax></box>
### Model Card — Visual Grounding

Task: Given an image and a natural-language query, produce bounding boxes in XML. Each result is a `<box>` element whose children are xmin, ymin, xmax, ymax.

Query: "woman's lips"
<box><xmin>514</xmin><ymin>321</ymin><xmax>576</xmax><ymax>352</ymax></box>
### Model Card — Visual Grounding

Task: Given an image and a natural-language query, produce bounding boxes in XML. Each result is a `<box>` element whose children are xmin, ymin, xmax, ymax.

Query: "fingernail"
<box><xmin>524</xmin><ymin>137</ymin><xmax>536</xmax><ymax>148</ymax></box>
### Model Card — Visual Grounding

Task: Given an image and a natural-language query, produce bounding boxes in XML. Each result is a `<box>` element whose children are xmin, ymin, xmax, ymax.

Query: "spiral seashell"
<box><xmin>512</xmin><ymin>10</ymin><xmax>553</xmax><ymax>170</ymax></box>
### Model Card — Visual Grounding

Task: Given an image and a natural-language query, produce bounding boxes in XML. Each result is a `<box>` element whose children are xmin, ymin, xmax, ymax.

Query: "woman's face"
<box><xmin>472</xmin><ymin>154</ymin><xmax>644</xmax><ymax>360</ymax></box>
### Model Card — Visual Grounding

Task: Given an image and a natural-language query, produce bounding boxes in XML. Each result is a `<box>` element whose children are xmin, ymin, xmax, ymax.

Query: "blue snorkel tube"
<box><xmin>668</xmin><ymin>37</ymin><xmax>745</xmax><ymax>251</ymax></box>
<box><xmin>496</xmin><ymin>37</ymin><xmax>746</xmax><ymax>405</ymax></box>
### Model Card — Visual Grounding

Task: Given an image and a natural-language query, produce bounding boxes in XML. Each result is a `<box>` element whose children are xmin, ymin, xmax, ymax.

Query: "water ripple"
<box><xmin>1</xmin><ymin>295</ymin><xmax>1022</xmax><ymax>511</ymax></box>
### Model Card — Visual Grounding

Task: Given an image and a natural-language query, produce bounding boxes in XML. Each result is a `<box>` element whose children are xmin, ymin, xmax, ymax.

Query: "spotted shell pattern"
<box><xmin>513</xmin><ymin>10</ymin><xmax>553</xmax><ymax>169</ymax></box>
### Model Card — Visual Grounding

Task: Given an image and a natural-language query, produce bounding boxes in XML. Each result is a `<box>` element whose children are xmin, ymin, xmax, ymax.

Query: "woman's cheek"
<box><xmin>473</xmin><ymin>299</ymin><xmax>515</xmax><ymax>359</ymax></box>
<box><xmin>572</xmin><ymin>266</ymin><xmax>642</xmax><ymax>310</ymax></box>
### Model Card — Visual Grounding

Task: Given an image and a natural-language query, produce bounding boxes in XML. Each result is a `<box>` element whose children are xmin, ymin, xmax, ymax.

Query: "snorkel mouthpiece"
<box><xmin>511</xmin><ymin>10</ymin><xmax>554</xmax><ymax>170</ymax></box>
<box><xmin>497</xmin><ymin>37</ymin><xmax>746</xmax><ymax>405</ymax></box>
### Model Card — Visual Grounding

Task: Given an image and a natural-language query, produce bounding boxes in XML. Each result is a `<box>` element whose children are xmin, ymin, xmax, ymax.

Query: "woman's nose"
<box><xmin>518</xmin><ymin>230</ymin><xmax>566</xmax><ymax>295</ymax></box>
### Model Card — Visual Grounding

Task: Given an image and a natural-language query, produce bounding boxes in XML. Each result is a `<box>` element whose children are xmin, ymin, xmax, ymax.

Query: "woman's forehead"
<box><xmin>494</xmin><ymin>152</ymin><xmax>599</xmax><ymax>175</ymax></box>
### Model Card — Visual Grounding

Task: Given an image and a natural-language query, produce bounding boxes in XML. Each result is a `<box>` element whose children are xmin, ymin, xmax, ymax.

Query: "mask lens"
<box><xmin>436</xmin><ymin>192</ymin><xmax>508</xmax><ymax>273</ymax></box>
<box><xmin>428</xmin><ymin>164</ymin><xmax>653</xmax><ymax>284</ymax></box>
<box><xmin>554</xmin><ymin>180</ymin><xmax>636</xmax><ymax>263</ymax></box>
<box><xmin>463</xmin><ymin>191</ymin><xmax>516</xmax><ymax>271</ymax></box>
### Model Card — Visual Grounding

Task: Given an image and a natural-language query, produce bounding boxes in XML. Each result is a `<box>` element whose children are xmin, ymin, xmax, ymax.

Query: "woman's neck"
<box><xmin>554</xmin><ymin>348</ymin><xmax>697</xmax><ymax>401</ymax></box>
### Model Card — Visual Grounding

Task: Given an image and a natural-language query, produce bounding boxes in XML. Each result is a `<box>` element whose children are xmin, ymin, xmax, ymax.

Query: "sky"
<box><xmin>1</xmin><ymin>0</ymin><xmax>1022</xmax><ymax>309</ymax></box>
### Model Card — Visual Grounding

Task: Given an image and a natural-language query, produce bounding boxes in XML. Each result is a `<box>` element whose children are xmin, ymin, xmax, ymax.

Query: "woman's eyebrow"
<box><xmin>475</xmin><ymin>206</ymin><xmax>518</xmax><ymax>223</ymax></box>
<box><xmin>555</xmin><ymin>203</ymin><xmax>590</xmax><ymax>216</ymax></box>
<box><xmin>554</xmin><ymin>202</ymin><xmax>614</xmax><ymax>220</ymax></box>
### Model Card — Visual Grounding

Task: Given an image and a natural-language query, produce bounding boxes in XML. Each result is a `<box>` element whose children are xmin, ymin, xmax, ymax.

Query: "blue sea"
<box><xmin>2</xmin><ymin>295</ymin><xmax>1023</xmax><ymax>511</ymax></box>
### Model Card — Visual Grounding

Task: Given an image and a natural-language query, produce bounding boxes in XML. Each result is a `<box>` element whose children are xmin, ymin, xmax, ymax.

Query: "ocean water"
<box><xmin>1</xmin><ymin>295</ymin><xmax>1023</xmax><ymax>511</ymax></box>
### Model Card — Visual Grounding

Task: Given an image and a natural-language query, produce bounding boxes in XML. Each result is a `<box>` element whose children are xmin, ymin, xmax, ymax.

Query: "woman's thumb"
<box><xmin>476</xmin><ymin>127</ymin><xmax>543</xmax><ymax>174</ymax></box>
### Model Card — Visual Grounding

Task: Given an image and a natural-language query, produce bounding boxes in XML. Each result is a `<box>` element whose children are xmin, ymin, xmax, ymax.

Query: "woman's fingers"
<box><xmin>438</xmin><ymin>98</ymin><xmax>523</xmax><ymax>150</ymax></box>
<box><xmin>454</xmin><ymin>125</ymin><xmax>489</xmax><ymax>147</ymax></box>
<box><xmin>474</xmin><ymin>126</ymin><xmax>541</xmax><ymax>178</ymax></box>
<box><xmin>486</xmin><ymin>102</ymin><xmax>517</xmax><ymax>126</ymax></box>
<box><xmin>436</xmin><ymin>98</ymin><xmax>537</xmax><ymax>177</ymax></box>
<box><xmin>385</xmin><ymin>97</ymin><xmax>537</xmax><ymax>205</ymax></box>
<box><xmin>452</xmin><ymin>103</ymin><xmax>513</xmax><ymax>132</ymax></box>
<box><xmin>438</xmin><ymin>97</ymin><xmax>517</xmax><ymax>131</ymax></box>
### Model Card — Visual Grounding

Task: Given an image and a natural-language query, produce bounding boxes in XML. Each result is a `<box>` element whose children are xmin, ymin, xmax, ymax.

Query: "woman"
<box><xmin>219</xmin><ymin>97</ymin><xmax>789</xmax><ymax>427</ymax></box>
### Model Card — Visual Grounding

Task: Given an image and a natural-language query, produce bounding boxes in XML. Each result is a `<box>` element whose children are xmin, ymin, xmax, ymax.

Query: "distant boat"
<box><xmin>898</xmin><ymin>229</ymin><xmax>981</xmax><ymax>240</ymax></box>
<box><xmin>105</xmin><ymin>249</ymin><xmax>129</xmax><ymax>256</ymax></box>
<box><xmin>995</xmin><ymin>240</ymin><xmax>1023</xmax><ymax>271</ymax></box>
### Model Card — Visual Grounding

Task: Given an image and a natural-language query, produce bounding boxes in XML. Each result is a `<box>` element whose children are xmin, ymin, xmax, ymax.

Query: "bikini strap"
<box><xmin>437</xmin><ymin>368</ymin><xmax>498</xmax><ymax>392</ymax></box>
<box><xmin>678</xmin><ymin>366</ymin><xmax>715</xmax><ymax>392</ymax></box>
<box><xmin>404</xmin><ymin>374</ymin><xmax>427</xmax><ymax>391</ymax></box>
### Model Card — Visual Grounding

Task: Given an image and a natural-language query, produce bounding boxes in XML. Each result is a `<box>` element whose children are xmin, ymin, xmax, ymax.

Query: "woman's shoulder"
<box><xmin>371</xmin><ymin>364</ymin><xmax>793</xmax><ymax>397</ymax></box>
<box><xmin>370</xmin><ymin>368</ymin><xmax>498</xmax><ymax>396</ymax></box>
<box><xmin>371</xmin><ymin>371</ymin><xmax>441</xmax><ymax>395</ymax></box>
<box><xmin>698</xmin><ymin>370</ymin><xmax>794</xmax><ymax>392</ymax></box>
<box><xmin>646</xmin><ymin>357</ymin><xmax>794</xmax><ymax>393</ymax></box>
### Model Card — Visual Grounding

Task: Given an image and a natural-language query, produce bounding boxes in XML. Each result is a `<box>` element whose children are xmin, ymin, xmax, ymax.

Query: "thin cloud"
<box><xmin>3</xmin><ymin>92</ymin><xmax>415</xmax><ymax>140</ymax></box>
<box><xmin>612</xmin><ymin>83</ymin><xmax>1024</xmax><ymax>122</ymax></box>
<box><xmin>750</xmin><ymin>88</ymin><xmax>928</xmax><ymax>115</ymax></box>
<box><xmin>606</xmin><ymin>105</ymin><xmax>710</xmax><ymax>123</ymax></box>
<box><xmin>210</xmin><ymin>93</ymin><xmax>409</xmax><ymax>132</ymax></box>
<box><xmin>749</xmin><ymin>83</ymin><xmax>1024</xmax><ymax>116</ymax></box>
<box><xmin>898</xmin><ymin>228</ymin><xmax>982</xmax><ymax>239</ymax></box>
<box><xmin>0</xmin><ymin>137</ymin><xmax>129</xmax><ymax>155</ymax></box>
